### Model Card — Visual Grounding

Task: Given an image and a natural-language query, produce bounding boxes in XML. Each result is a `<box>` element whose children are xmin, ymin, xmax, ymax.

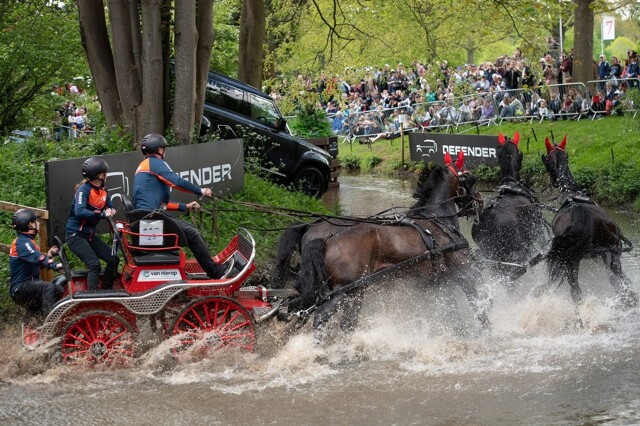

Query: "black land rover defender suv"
<box><xmin>201</xmin><ymin>72</ymin><xmax>332</xmax><ymax>198</ymax></box>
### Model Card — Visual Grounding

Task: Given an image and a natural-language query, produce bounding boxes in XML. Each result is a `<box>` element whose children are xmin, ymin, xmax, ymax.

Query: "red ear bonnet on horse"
<box><xmin>545</xmin><ymin>137</ymin><xmax>553</xmax><ymax>153</ymax></box>
<box><xmin>444</xmin><ymin>152</ymin><xmax>452</xmax><ymax>165</ymax></box>
<box><xmin>455</xmin><ymin>151</ymin><xmax>465</xmax><ymax>171</ymax></box>
<box><xmin>513</xmin><ymin>131</ymin><xmax>520</xmax><ymax>146</ymax></box>
<box><xmin>559</xmin><ymin>135</ymin><xmax>567</xmax><ymax>150</ymax></box>
<box><xmin>498</xmin><ymin>133</ymin><xmax>506</xmax><ymax>145</ymax></box>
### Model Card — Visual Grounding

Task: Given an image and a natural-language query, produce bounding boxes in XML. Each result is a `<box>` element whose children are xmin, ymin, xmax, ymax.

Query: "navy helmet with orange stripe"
<box><xmin>140</xmin><ymin>133</ymin><xmax>168</xmax><ymax>156</ymax></box>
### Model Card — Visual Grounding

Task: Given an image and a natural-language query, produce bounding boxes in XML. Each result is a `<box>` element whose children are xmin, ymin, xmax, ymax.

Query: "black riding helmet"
<box><xmin>140</xmin><ymin>133</ymin><xmax>168</xmax><ymax>155</ymax></box>
<box><xmin>12</xmin><ymin>208</ymin><xmax>38</xmax><ymax>232</ymax></box>
<box><xmin>82</xmin><ymin>156</ymin><xmax>109</xmax><ymax>180</ymax></box>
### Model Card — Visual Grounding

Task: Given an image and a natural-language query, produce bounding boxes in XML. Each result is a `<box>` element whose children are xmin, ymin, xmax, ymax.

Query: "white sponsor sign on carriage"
<box><xmin>138</xmin><ymin>269</ymin><xmax>183</xmax><ymax>282</ymax></box>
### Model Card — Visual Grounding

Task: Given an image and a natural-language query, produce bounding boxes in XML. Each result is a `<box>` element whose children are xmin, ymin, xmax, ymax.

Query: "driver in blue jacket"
<box><xmin>132</xmin><ymin>133</ymin><xmax>228</xmax><ymax>279</ymax></box>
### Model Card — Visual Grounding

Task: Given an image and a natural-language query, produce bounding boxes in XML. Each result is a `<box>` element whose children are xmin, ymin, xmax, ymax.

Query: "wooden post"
<box><xmin>400</xmin><ymin>125</ymin><xmax>405</xmax><ymax>168</ymax></box>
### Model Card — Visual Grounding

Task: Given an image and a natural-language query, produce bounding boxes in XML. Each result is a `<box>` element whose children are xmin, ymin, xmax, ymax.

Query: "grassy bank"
<box><xmin>338</xmin><ymin>115</ymin><xmax>640</xmax><ymax>209</ymax></box>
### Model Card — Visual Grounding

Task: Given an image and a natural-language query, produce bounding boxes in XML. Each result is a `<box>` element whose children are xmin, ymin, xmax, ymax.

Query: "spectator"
<box><xmin>331</xmin><ymin>111</ymin><xmax>344</xmax><ymax>134</ymax></box>
<box><xmin>611</xmin><ymin>90</ymin><xmax>625</xmax><ymax>115</ymax></box>
<box><xmin>538</xmin><ymin>100</ymin><xmax>553</xmax><ymax>120</ymax></box>
<box><xmin>503</xmin><ymin>61</ymin><xmax>521</xmax><ymax>91</ymax></box>
<box><xmin>597</xmin><ymin>54</ymin><xmax>611</xmax><ymax>90</ymax></box>
<box><xmin>458</xmin><ymin>98</ymin><xmax>473</xmax><ymax>123</ymax></box>
<box><xmin>591</xmin><ymin>90</ymin><xmax>606</xmax><ymax>117</ymax></box>
<box><xmin>560</xmin><ymin>93</ymin><xmax>577</xmax><ymax>119</ymax></box>
<box><xmin>610</xmin><ymin>56</ymin><xmax>623</xmax><ymax>86</ymax></box>
<box><xmin>545</xmin><ymin>93</ymin><xmax>560</xmax><ymax>118</ymax></box>
<box><xmin>479</xmin><ymin>98</ymin><xmax>495</xmax><ymax>122</ymax></box>
<box><xmin>604</xmin><ymin>81</ymin><xmax>616</xmax><ymax>101</ymax></box>
<box><xmin>499</xmin><ymin>94</ymin><xmax>523</xmax><ymax>118</ymax></box>
<box><xmin>625</xmin><ymin>51</ymin><xmax>638</xmax><ymax>88</ymax></box>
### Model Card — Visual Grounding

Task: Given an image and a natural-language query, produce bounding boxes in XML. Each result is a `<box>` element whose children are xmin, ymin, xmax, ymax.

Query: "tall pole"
<box><xmin>601</xmin><ymin>17</ymin><xmax>605</xmax><ymax>56</ymax></box>
<box><xmin>559</xmin><ymin>13</ymin><xmax>563</xmax><ymax>54</ymax></box>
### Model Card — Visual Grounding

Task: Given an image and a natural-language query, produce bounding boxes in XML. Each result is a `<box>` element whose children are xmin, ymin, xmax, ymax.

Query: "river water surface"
<box><xmin>2</xmin><ymin>174</ymin><xmax>640</xmax><ymax>425</ymax></box>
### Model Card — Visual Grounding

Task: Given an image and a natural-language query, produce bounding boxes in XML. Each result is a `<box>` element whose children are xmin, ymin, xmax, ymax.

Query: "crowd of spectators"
<box><xmin>274</xmin><ymin>48</ymin><xmax>639</xmax><ymax>140</ymax></box>
<box><xmin>53</xmin><ymin>99</ymin><xmax>92</xmax><ymax>140</ymax></box>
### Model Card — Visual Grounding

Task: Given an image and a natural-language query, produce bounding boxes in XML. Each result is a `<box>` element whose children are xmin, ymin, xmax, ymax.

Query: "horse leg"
<box><xmin>566</xmin><ymin>259</ymin><xmax>582</xmax><ymax>304</ymax></box>
<box><xmin>312</xmin><ymin>293</ymin><xmax>347</xmax><ymax>345</ymax></box>
<box><xmin>456</xmin><ymin>265</ymin><xmax>491</xmax><ymax>330</ymax></box>
<box><xmin>607</xmin><ymin>252</ymin><xmax>638</xmax><ymax>307</ymax></box>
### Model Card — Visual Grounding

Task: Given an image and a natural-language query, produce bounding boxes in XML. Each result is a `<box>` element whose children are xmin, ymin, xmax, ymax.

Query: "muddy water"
<box><xmin>2</xmin><ymin>175</ymin><xmax>640</xmax><ymax>425</ymax></box>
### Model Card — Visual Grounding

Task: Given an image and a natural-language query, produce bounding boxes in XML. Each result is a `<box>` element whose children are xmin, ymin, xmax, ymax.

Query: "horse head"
<box><xmin>541</xmin><ymin>135</ymin><xmax>578</xmax><ymax>192</ymax></box>
<box><xmin>497</xmin><ymin>131</ymin><xmax>523</xmax><ymax>182</ymax></box>
<box><xmin>411</xmin><ymin>152</ymin><xmax>482</xmax><ymax>223</ymax></box>
<box><xmin>447</xmin><ymin>151</ymin><xmax>483</xmax><ymax>217</ymax></box>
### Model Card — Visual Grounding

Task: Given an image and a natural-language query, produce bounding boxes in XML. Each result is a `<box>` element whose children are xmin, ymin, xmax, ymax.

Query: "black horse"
<box><xmin>471</xmin><ymin>132</ymin><xmax>550</xmax><ymax>280</ymax></box>
<box><xmin>286</xmin><ymin>152</ymin><xmax>490</xmax><ymax>336</ymax></box>
<box><xmin>541</xmin><ymin>135</ymin><xmax>637</xmax><ymax>306</ymax></box>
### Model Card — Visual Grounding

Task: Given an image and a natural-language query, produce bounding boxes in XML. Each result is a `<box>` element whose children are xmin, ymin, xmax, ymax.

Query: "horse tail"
<box><xmin>274</xmin><ymin>222</ymin><xmax>310</xmax><ymax>287</ymax></box>
<box><xmin>293</xmin><ymin>238</ymin><xmax>328</xmax><ymax>310</ymax></box>
<box><xmin>547</xmin><ymin>206</ymin><xmax>593</xmax><ymax>284</ymax></box>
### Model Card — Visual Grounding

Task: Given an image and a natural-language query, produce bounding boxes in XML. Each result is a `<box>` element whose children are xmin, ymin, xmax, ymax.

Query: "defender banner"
<box><xmin>45</xmin><ymin>139</ymin><xmax>244</xmax><ymax>244</ymax></box>
<box><xmin>409</xmin><ymin>133</ymin><xmax>499</xmax><ymax>167</ymax></box>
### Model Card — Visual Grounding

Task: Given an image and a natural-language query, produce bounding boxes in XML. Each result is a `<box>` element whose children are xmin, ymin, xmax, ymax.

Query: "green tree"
<box><xmin>0</xmin><ymin>1</ymin><xmax>86</xmax><ymax>132</ymax></box>
<box><xmin>76</xmin><ymin>0</ymin><xmax>214</xmax><ymax>146</ymax></box>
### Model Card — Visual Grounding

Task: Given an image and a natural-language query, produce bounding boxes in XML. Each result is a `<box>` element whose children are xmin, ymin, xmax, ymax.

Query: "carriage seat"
<box><xmin>120</xmin><ymin>194</ymin><xmax>151</xmax><ymax>225</ymax></box>
<box><xmin>123</xmin><ymin>210</ymin><xmax>186</xmax><ymax>266</ymax></box>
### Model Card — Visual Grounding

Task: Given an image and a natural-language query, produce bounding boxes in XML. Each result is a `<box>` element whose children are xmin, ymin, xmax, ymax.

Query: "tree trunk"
<box><xmin>194</xmin><ymin>0</ymin><xmax>214</xmax><ymax>133</ymax></box>
<box><xmin>572</xmin><ymin>0</ymin><xmax>595</xmax><ymax>84</ymax></box>
<box><xmin>138</xmin><ymin>0</ymin><xmax>164</xmax><ymax>143</ymax></box>
<box><xmin>172</xmin><ymin>1</ymin><xmax>197</xmax><ymax>146</ymax></box>
<box><xmin>128</xmin><ymin>0</ymin><xmax>143</xmax><ymax>91</ymax></box>
<box><xmin>108</xmin><ymin>0</ymin><xmax>142</xmax><ymax>133</ymax></box>
<box><xmin>77</xmin><ymin>0</ymin><xmax>123</xmax><ymax>127</ymax></box>
<box><xmin>238</xmin><ymin>0</ymin><xmax>266</xmax><ymax>89</ymax></box>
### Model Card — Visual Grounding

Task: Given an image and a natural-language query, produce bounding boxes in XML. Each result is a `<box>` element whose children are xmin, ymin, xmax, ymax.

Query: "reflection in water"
<box><xmin>1</xmin><ymin>174</ymin><xmax>640</xmax><ymax>425</ymax></box>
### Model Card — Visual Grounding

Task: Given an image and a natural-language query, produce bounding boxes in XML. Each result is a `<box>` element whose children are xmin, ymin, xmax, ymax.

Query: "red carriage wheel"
<box><xmin>170</xmin><ymin>297</ymin><xmax>255</xmax><ymax>355</ymax></box>
<box><xmin>61</xmin><ymin>310</ymin><xmax>135</xmax><ymax>366</ymax></box>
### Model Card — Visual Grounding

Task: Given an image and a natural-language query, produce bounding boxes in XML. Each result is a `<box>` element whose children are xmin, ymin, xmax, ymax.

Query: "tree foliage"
<box><xmin>0</xmin><ymin>1</ymin><xmax>86</xmax><ymax>133</ymax></box>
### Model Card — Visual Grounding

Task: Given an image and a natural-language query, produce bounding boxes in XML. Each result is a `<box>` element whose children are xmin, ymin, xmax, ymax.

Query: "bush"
<box><xmin>360</xmin><ymin>154</ymin><xmax>383</xmax><ymax>172</ymax></box>
<box><xmin>340</xmin><ymin>153</ymin><xmax>361</xmax><ymax>170</ymax></box>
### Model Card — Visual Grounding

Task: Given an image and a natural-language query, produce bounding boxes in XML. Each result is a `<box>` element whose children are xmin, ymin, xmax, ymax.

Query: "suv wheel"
<box><xmin>294</xmin><ymin>166</ymin><xmax>327</xmax><ymax>198</ymax></box>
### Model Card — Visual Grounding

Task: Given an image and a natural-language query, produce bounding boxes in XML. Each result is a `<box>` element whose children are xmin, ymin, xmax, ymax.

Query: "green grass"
<box><xmin>337</xmin><ymin>114</ymin><xmax>640</xmax><ymax>208</ymax></box>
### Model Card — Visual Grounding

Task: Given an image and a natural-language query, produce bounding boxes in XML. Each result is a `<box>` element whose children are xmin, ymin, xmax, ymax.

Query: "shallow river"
<box><xmin>2</xmin><ymin>174</ymin><xmax>640</xmax><ymax>425</ymax></box>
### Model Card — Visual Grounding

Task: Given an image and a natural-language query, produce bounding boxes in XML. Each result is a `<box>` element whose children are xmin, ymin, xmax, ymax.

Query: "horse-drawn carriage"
<box><xmin>26</xmin><ymin>209</ymin><xmax>297</xmax><ymax>365</ymax></box>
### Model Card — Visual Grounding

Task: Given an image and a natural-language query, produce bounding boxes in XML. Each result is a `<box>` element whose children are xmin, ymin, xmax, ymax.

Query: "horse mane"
<box><xmin>497</xmin><ymin>138</ymin><xmax>522</xmax><ymax>182</ymax></box>
<box><xmin>410</xmin><ymin>164</ymin><xmax>449</xmax><ymax>208</ymax></box>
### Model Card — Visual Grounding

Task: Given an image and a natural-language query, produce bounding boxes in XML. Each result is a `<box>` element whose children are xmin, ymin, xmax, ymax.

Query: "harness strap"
<box><xmin>400</xmin><ymin>218</ymin><xmax>437</xmax><ymax>250</ymax></box>
<box><xmin>313</xmin><ymin>239</ymin><xmax>470</xmax><ymax>308</ymax></box>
